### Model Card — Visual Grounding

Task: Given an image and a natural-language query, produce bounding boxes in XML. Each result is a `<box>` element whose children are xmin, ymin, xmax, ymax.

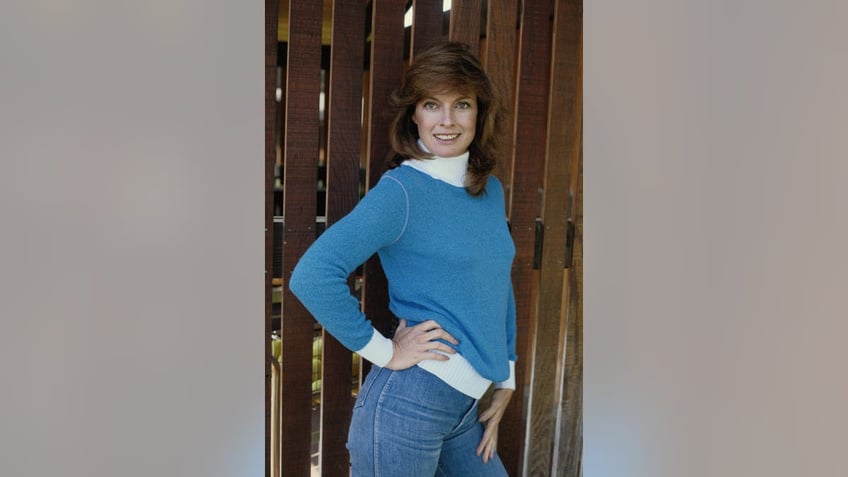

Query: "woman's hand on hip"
<box><xmin>476</xmin><ymin>388</ymin><xmax>514</xmax><ymax>464</ymax></box>
<box><xmin>385</xmin><ymin>319</ymin><xmax>459</xmax><ymax>370</ymax></box>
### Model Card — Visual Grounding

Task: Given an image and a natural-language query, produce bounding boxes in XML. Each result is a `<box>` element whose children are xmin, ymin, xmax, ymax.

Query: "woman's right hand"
<box><xmin>385</xmin><ymin>319</ymin><xmax>460</xmax><ymax>370</ymax></box>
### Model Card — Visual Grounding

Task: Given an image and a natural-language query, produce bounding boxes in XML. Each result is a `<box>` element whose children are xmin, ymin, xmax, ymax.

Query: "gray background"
<box><xmin>1</xmin><ymin>1</ymin><xmax>264</xmax><ymax>476</ymax></box>
<box><xmin>586</xmin><ymin>1</ymin><xmax>848</xmax><ymax>476</ymax></box>
<box><xmin>1</xmin><ymin>1</ymin><xmax>847</xmax><ymax>476</ymax></box>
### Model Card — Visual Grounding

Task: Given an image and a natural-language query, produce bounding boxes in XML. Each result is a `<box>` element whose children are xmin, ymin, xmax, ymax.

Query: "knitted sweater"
<box><xmin>289</xmin><ymin>153</ymin><xmax>517</xmax><ymax>398</ymax></box>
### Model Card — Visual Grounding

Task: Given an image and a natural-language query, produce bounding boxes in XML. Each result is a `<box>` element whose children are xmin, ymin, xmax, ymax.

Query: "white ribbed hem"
<box><xmin>417</xmin><ymin>352</ymin><xmax>492</xmax><ymax>399</ymax></box>
<box><xmin>354</xmin><ymin>329</ymin><xmax>394</xmax><ymax>367</ymax></box>
<box><xmin>495</xmin><ymin>361</ymin><xmax>516</xmax><ymax>390</ymax></box>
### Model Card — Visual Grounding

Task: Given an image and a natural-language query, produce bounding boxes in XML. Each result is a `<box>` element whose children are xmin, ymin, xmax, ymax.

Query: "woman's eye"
<box><xmin>423</xmin><ymin>102</ymin><xmax>438</xmax><ymax>111</ymax></box>
<box><xmin>456</xmin><ymin>101</ymin><xmax>471</xmax><ymax>110</ymax></box>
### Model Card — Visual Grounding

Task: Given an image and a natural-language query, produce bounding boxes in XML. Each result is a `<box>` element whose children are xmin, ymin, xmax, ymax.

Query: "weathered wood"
<box><xmin>509</xmin><ymin>0</ymin><xmax>554</xmax><ymax>475</ymax></box>
<box><xmin>280</xmin><ymin>1</ymin><xmax>323</xmax><ymax>476</ymax></box>
<box><xmin>528</xmin><ymin>0</ymin><xmax>582</xmax><ymax>475</ymax></box>
<box><xmin>526</xmin><ymin>0</ymin><xmax>581</xmax><ymax>474</ymax></box>
<box><xmin>557</xmin><ymin>155</ymin><xmax>582</xmax><ymax>477</ymax></box>
<box><xmin>411</xmin><ymin>0</ymin><xmax>445</xmax><ymax>57</ymax></box>
<box><xmin>483</xmin><ymin>0</ymin><xmax>519</xmax><ymax>203</ymax></box>
<box><xmin>529</xmin><ymin>0</ymin><xmax>581</xmax><ymax>475</ymax></box>
<box><xmin>363</xmin><ymin>0</ymin><xmax>405</xmax><ymax>340</ymax></box>
<box><xmin>320</xmin><ymin>0</ymin><xmax>367</xmax><ymax>473</ymax></box>
<box><xmin>449</xmin><ymin>0</ymin><xmax>482</xmax><ymax>53</ymax></box>
<box><xmin>483</xmin><ymin>1</ymin><xmax>523</xmax><ymax>474</ymax></box>
<box><xmin>264</xmin><ymin>2</ymin><xmax>279</xmax><ymax>477</ymax></box>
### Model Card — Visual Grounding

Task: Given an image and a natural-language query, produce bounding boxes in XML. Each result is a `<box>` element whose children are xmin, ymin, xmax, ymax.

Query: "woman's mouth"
<box><xmin>434</xmin><ymin>133</ymin><xmax>460</xmax><ymax>142</ymax></box>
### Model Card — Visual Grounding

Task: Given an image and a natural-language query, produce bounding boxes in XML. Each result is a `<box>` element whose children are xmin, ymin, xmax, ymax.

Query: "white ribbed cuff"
<box><xmin>494</xmin><ymin>361</ymin><xmax>516</xmax><ymax>390</ymax></box>
<box><xmin>355</xmin><ymin>329</ymin><xmax>394</xmax><ymax>367</ymax></box>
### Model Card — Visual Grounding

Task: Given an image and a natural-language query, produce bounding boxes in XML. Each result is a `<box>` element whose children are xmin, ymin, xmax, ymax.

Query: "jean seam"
<box><xmin>354</xmin><ymin>366</ymin><xmax>383</xmax><ymax>410</ymax></box>
<box><xmin>449</xmin><ymin>398</ymin><xmax>479</xmax><ymax>436</ymax></box>
<box><xmin>372</xmin><ymin>369</ymin><xmax>398</xmax><ymax>477</ymax></box>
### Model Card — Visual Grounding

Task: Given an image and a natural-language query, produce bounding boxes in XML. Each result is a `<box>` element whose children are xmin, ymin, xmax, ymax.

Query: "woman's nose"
<box><xmin>440</xmin><ymin>109</ymin><xmax>455</xmax><ymax>126</ymax></box>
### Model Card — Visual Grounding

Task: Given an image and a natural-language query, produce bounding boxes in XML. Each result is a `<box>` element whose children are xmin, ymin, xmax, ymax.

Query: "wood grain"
<box><xmin>411</xmin><ymin>0</ymin><xmax>445</xmax><ymax>57</ymax></box>
<box><xmin>319</xmin><ymin>0</ymin><xmax>367</xmax><ymax>473</ymax></box>
<box><xmin>483</xmin><ymin>1</ymin><xmax>523</xmax><ymax>474</ymax></box>
<box><xmin>449</xmin><ymin>0</ymin><xmax>482</xmax><ymax>53</ymax></box>
<box><xmin>280</xmin><ymin>1</ymin><xmax>323</xmax><ymax>475</ymax></box>
<box><xmin>483</xmin><ymin>0</ymin><xmax>519</xmax><ymax>200</ymax></box>
<box><xmin>527</xmin><ymin>0</ymin><xmax>581</xmax><ymax>474</ymax></box>
<box><xmin>509</xmin><ymin>0</ymin><xmax>554</xmax><ymax>475</ymax></box>
<box><xmin>557</xmin><ymin>150</ymin><xmax>582</xmax><ymax>477</ymax></box>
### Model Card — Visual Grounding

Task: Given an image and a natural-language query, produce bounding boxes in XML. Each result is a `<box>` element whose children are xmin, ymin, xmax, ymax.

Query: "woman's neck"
<box><xmin>401</xmin><ymin>140</ymin><xmax>469</xmax><ymax>187</ymax></box>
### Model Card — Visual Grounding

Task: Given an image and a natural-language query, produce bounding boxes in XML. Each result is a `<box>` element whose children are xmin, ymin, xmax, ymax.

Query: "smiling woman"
<box><xmin>290</xmin><ymin>41</ymin><xmax>516</xmax><ymax>476</ymax></box>
<box><xmin>388</xmin><ymin>41</ymin><xmax>504</xmax><ymax>196</ymax></box>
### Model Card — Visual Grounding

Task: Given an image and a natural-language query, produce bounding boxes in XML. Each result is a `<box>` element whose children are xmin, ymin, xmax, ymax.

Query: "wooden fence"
<box><xmin>265</xmin><ymin>1</ymin><xmax>582</xmax><ymax>475</ymax></box>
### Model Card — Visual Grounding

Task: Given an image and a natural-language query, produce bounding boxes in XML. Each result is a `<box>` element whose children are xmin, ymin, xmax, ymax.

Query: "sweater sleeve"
<box><xmin>495</xmin><ymin>284</ymin><xmax>518</xmax><ymax>389</ymax></box>
<box><xmin>504</xmin><ymin>283</ymin><xmax>517</xmax><ymax>361</ymax></box>
<box><xmin>289</xmin><ymin>175</ymin><xmax>409</xmax><ymax>363</ymax></box>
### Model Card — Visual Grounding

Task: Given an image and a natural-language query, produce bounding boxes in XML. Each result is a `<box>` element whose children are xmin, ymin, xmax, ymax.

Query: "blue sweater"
<box><xmin>289</xmin><ymin>163</ymin><xmax>517</xmax><ymax>392</ymax></box>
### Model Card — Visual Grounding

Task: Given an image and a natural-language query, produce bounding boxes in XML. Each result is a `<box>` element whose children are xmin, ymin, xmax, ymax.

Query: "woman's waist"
<box><xmin>416</xmin><ymin>351</ymin><xmax>491</xmax><ymax>399</ymax></box>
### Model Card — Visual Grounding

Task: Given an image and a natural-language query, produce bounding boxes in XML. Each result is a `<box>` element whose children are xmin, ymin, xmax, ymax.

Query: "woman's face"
<box><xmin>412</xmin><ymin>91</ymin><xmax>477</xmax><ymax>158</ymax></box>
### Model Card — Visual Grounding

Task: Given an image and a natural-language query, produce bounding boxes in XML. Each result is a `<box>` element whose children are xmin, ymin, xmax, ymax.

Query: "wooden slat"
<box><xmin>280</xmin><ymin>1</ymin><xmax>323</xmax><ymax>476</ymax></box>
<box><xmin>264</xmin><ymin>2</ymin><xmax>279</xmax><ymax>476</ymax></box>
<box><xmin>319</xmin><ymin>0</ymin><xmax>367</xmax><ymax>474</ymax></box>
<box><xmin>483</xmin><ymin>0</ymin><xmax>518</xmax><ymax>198</ymax></box>
<box><xmin>448</xmin><ymin>0</ymin><xmax>482</xmax><ymax>53</ymax></box>
<box><xmin>411</xmin><ymin>0</ymin><xmax>444</xmax><ymax>57</ymax></box>
<box><xmin>482</xmin><ymin>0</ymin><xmax>522</xmax><ymax>473</ymax></box>
<box><xmin>557</xmin><ymin>10</ymin><xmax>583</xmax><ymax>477</ymax></box>
<box><xmin>362</xmin><ymin>0</ymin><xmax>405</xmax><ymax>344</ymax></box>
<box><xmin>526</xmin><ymin>0</ymin><xmax>581</xmax><ymax>474</ymax></box>
<box><xmin>506</xmin><ymin>0</ymin><xmax>554</xmax><ymax>475</ymax></box>
<box><xmin>557</xmin><ymin>156</ymin><xmax>582</xmax><ymax>477</ymax></box>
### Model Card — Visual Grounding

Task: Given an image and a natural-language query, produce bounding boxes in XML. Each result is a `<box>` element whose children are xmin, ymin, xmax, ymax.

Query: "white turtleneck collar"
<box><xmin>401</xmin><ymin>139</ymin><xmax>469</xmax><ymax>188</ymax></box>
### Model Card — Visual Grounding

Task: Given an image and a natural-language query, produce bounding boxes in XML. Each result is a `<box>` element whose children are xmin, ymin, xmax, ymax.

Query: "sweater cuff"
<box><xmin>355</xmin><ymin>329</ymin><xmax>394</xmax><ymax>367</ymax></box>
<box><xmin>494</xmin><ymin>361</ymin><xmax>516</xmax><ymax>390</ymax></box>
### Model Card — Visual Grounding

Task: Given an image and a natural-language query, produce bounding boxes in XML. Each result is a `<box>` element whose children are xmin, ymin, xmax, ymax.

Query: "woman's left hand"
<box><xmin>476</xmin><ymin>388</ymin><xmax>514</xmax><ymax>464</ymax></box>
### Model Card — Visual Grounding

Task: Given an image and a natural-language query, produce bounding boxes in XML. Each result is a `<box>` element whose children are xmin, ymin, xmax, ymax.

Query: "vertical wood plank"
<box><xmin>449</xmin><ymin>0</ymin><xmax>482</xmax><ymax>53</ymax></box>
<box><xmin>481</xmin><ymin>1</ymin><xmax>523</xmax><ymax>474</ymax></box>
<box><xmin>508</xmin><ymin>0</ymin><xmax>554</xmax><ymax>475</ymax></box>
<box><xmin>320</xmin><ymin>0</ymin><xmax>367</xmax><ymax>474</ymax></box>
<box><xmin>483</xmin><ymin>0</ymin><xmax>518</xmax><ymax>198</ymax></box>
<box><xmin>526</xmin><ymin>0</ymin><xmax>581</xmax><ymax>474</ymax></box>
<box><xmin>363</xmin><ymin>0</ymin><xmax>405</xmax><ymax>340</ymax></box>
<box><xmin>265</xmin><ymin>2</ymin><xmax>279</xmax><ymax>476</ymax></box>
<box><xmin>557</xmin><ymin>157</ymin><xmax>582</xmax><ymax>477</ymax></box>
<box><xmin>411</xmin><ymin>0</ymin><xmax>444</xmax><ymax>57</ymax></box>
<box><xmin>280</xmin><ymin>1</ymin><xmax>323</xmax><ymax>476</ymax></box>
<box><xmin>558</xmin><ymin>41</ymin><xmax>583</xmax><ymax>470</ymax></box>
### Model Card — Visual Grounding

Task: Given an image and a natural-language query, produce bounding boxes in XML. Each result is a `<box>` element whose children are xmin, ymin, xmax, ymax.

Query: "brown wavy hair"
<box><xmin>387</xmin><ymin>41</ymin><xmax>505</xmax><ymax>196</ymax></box>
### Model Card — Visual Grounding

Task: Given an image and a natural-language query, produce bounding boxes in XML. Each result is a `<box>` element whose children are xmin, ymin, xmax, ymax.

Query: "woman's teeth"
<box><xmin>435</xmin><ymin>134</ymin><xmax>459</xmax><ymax>141</ymax></box>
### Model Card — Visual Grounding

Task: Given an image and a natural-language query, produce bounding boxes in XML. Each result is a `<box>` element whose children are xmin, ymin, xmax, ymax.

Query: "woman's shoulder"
<box><xmin>485</xmin><ymin>174</ymin><xmax>506</xmax><ymax>195</ymax></box>
<box><xmin>486</xmin><ymin>174</ymin><xmax>503</xmax><ymax>187</ymax></box>
<box><xmin>382</xmin><ymin>163</ymin><xmax>435</xmax><ymax>190</ymax></box>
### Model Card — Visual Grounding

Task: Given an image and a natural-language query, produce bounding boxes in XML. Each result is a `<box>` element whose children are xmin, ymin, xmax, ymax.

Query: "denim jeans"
<box><xmin>347</xmin><ymin>365</ymin><xmax>509</xmax><ymax>477</ymax></box>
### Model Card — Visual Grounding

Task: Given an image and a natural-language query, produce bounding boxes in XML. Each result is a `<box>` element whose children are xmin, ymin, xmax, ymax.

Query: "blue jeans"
<box><xmin>347</xmin><ymin>365</ymin><xmax>509</xmax><ymax>476</ymax></box>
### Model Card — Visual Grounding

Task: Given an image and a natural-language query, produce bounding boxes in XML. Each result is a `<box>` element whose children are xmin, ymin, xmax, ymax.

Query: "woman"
<box><xmin>290</xmin><ymin>41</ymin><xmax>516</xmax><ymax>476</ymax></box>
